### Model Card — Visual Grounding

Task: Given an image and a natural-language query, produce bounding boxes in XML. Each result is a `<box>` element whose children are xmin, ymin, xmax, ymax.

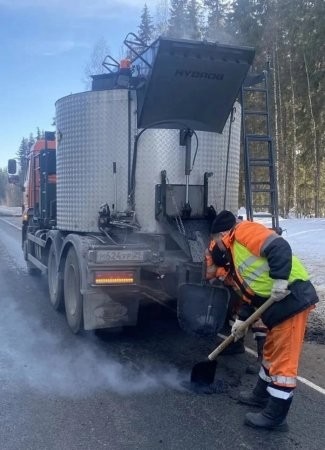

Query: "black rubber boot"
<box><xmin>245</xmin><ymin>396</ymin><xmax>292</xmax><ymax>431</ymax></box>
<box><xmin>219</xmin><ymin>337</ymin><xmax>245</xmax><ymax>355</ymax></box>
<box><xmin>246</xmin><ymin>336</ymin><xmax>265</xmax><ymax>374</ymax></box>
<box><xmin>238</xmin><ymin>377</ymin><xmax>269</xmax><ymax>407</ymax></box>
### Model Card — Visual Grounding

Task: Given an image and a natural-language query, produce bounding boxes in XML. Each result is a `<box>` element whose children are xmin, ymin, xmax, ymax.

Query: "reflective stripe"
<box><xmin>237</xmin><ymin>256</ymin><xmax>270</xmax><ymax>280</ymax></box>
<box><xmin>267</xmin><ymin>386</ymin><xmax>294</xmax><ymax>400</ymax></box>
<box><xmin>261</xmin><ymin>234</ymin><xmax>281</xmax><ymax>256</ymax></box>
<box><xmin>244</xmin><ymin>262</ymin><xmax>269</xmax><ymax>284</ymax></box>
<box><xmin>253</xmin><ymin>331</ymin><xmax>267</xmax><ymax>338</ymax></box>
<box><xmin>271</xmin><ymin>375</ymin><xmax>297</xmax><ymax>387</ymax></box>
<box><xmin>238</xmin><ymin>255</ymin><xmax>259</xmax><ymax>274</ymax></box>
<box><xmin>233</xmin><ymin>241</ymin><xmax>272</xmax><ymax>296</ymax></box>
<box><xmin>232</xmin><ymin>239</ymin><xmax>309</xmax><ymax>297</ymax></box>
<box><xmin>259</xmin><ymin>367</ymin><xmax>271</xmax><ymax>382</ymax></box>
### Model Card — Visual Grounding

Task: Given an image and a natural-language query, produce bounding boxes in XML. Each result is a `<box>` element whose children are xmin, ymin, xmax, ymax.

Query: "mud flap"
<box><xmin>83</xmin><ymin>290</ymin><xmax>140</xmax><ymax>330</ymax></box>
<box><xmin>177</xmin><ymin>283</ymin><xmax>230</xmax><ymax>337</ymax></box>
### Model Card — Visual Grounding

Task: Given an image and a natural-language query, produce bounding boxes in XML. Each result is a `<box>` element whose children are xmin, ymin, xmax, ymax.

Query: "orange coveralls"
<box><xmin>219</xmin><ymin>221</ymin><xmax>316</xmax><ymax>398</ymax></box>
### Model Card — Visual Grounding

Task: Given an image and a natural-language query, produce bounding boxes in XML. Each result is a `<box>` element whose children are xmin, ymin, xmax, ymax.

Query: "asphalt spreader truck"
<box><xmin>8</xmin><ymin>34</ymin><xmax>279</xmax><ymax>334</ymax></box>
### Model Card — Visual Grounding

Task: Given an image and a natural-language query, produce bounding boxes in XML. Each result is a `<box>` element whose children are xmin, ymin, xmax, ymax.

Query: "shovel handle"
<box><xmin>207</xmin><ymin>295</ymin><xmax>276</xmax><ymax>361</ymax></box>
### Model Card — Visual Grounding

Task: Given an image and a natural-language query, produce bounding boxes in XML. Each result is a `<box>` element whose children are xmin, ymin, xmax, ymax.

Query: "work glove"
<box><xmin>271</xmin><ymin>279</ymin><xmax>290</xmax><ymax>302</ymax></box>
<box><xmin>231</xmin><ymin>319</ymin><xmax>247</xmax><ymax>342</ymax></box>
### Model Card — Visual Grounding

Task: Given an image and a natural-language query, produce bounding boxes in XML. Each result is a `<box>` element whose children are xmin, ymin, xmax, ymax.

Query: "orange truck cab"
<box><xmin>22</xmin><ymin>132</ymin><xmax>56</xmax><ymax>244</ymax></box>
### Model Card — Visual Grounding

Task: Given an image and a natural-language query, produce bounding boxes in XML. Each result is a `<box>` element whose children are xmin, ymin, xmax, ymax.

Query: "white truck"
<box><xmin>9</xmin><ymin>35</ymin><xmax>268</xmax><ymax>334</ymax></box>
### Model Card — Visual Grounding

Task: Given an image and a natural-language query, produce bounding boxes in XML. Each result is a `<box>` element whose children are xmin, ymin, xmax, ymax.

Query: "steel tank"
<box><xmin>56</xmin><ymin>89</ymin><xmax>241</xmax><ymax>233</ymax></box>
<box><xmin>55</xmin><ymin>89</ymin><xmax>136</xmax><ymax>232</ymax></box>
<box><xmin>135</xmin><ymin>103</ymin><xmax>241</xmax><ymax>233</ymax></box>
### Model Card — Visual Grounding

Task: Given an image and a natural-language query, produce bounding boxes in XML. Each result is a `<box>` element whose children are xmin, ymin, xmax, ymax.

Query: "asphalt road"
<box><xmin>0</xmin><ymin>216</ymin><xmax>324</xmax><ymax>450</ymax></box>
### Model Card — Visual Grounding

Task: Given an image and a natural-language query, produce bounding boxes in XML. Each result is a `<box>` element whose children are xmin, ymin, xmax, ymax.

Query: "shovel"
<box><xmin>190</xmin><ymin>295</ymin><xmax>277</xmax><ymax>386</ymax></box>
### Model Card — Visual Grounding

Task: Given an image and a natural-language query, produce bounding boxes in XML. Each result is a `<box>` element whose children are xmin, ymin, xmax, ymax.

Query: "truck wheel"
<box><xmin>64</xmin><ymin>247</ymin><xmax>83</xmax><ymax>334</ymax></box>
<box><xmin>48</xmin><ymin>244</ymin><xmax>64</xmax><ymax>311</ymax></box>
<box><xmin>23</xmin><ymin>240</ymin><xmax>42</xmax><ymax>276</ymax></box>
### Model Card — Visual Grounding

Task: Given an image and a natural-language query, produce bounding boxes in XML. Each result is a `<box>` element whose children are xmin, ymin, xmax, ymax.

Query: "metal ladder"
<box><xmin>241</xmin><ymin>71</ymin><xmax>280</xmax><ymax>231</ymax></box>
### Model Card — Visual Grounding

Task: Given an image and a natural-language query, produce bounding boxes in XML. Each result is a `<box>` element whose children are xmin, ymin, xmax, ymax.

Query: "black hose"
<box><xmin>129</xmin><ymin>121</ymin><xmax>199</xmax><ymax>209</ymax></box>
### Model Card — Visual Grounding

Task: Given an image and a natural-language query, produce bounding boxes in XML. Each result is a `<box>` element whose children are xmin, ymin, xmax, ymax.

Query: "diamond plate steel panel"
<box><xmin>56</xmin><ymin>90</ymin><xmax>137</xmax><ymax>232</ymax></box>
<box><xmin>56</xmin><ymin>88</ymin><xmax>241</xmax><ymax>234</ymax></box>
<box><xmin>135</xmin><ymin>103</ymin><xmax>241</xmax><ymax>232</ymax></box>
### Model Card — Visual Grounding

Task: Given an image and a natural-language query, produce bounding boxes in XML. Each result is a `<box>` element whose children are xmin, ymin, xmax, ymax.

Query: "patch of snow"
<box><xmin>0</xmin><ymin>205</ymin><xmax>22</xmax><ymax>216</ymax></box>
<box><xmin>236</xmin><ymin>210</ymin><xmax>325</xmax><ymax>336</ymax></box>
<box><xmin>281</xmin><ymin>218</ymin><xmax>325</xmax><ymax>336</ymax></box>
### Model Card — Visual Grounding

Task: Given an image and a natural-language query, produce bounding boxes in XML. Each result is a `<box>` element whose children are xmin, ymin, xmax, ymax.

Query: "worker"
<box><xmin>209</xmin><ymin>210</ymin><xmax>318</xmax><ymax>431</ymax></box>
<box><xmin>206</xmin><ymin>221</ymin><xmax>268</xmax><ymax>371</ymax></box>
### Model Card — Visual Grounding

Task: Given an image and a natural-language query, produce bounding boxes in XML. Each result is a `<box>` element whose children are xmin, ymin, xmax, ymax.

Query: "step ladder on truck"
<box><xmin>241</xmin><ymin>70</ymin><xmax>280</xmax><ymax>232</ymax></box>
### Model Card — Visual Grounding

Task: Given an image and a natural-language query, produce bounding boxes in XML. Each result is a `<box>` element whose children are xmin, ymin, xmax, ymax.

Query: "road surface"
<box><xmin>0</xmin><ymin>214</ymin><xmax>324</xmax><ymax>450</ymax></box>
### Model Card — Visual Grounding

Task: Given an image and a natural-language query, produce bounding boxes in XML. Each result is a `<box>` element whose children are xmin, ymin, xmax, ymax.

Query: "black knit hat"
<box><xmin>211</xmin><ymin>210</ymin><xmax>236</xmax><ymax>234</ymax></box>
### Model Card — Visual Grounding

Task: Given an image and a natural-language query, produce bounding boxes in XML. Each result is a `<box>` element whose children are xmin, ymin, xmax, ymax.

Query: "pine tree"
<box><xmin>204</xmin><ymin>0</ymin><xmax>227</xmax><ymax>41</ymax></box>
<box><xmin>168</xmin><ymin>0</ymin><xmax>189</xmax><ymax>38</ymax></box>
<box><xmin>228</xmin><ymin>0</ymin><xmax>269</xmax><ymax>56</ymax></box>
<box><xmin>84</xmin><ymin>38</ymin><xmax>111</xmax><ymax>89</ymax></box>
<box><xmin>28</xmin><ymin>133</ymin><xmax>35</xmax><ymax>151</ymax></box>
<box><xmin>228</xmin><ymin>0</ymin><xmax>325</xmax><ymax>216</ymax></box>
<box><xmin>16</xmin><ymin>137</ymin><xmax>29</xmax><ymax>180</ymax></box>
<box><xmin>186</xmin><ymin>0</ymin><xmax>201</xmax><ymax>40</ymax></box>
<box><xmin>138</xmin><ymin>3</ymin><xmax>155</xmax><ymax>44</ymax></box>
<box><xmin>0</xmin><ymin>168</ymin><xmax>7</xmax><ymax>204</ymax></box>
<box><xmin>154</xmin><ymin>0</ymin><xmax>170</xmax><ymax>37</ymax></box>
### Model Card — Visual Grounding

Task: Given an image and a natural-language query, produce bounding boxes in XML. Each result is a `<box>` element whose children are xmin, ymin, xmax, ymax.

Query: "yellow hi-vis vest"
<box><xmin>233</xmin><ymin>241</ymin><xmax>310</xmax><ymax>297</ymax></box>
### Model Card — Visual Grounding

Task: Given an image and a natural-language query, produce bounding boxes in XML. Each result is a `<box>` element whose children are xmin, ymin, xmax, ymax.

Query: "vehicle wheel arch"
<box><xmin>59</xmin><ymin>234</ymin><xmax>89</xmax><ymax>294</ymax></box>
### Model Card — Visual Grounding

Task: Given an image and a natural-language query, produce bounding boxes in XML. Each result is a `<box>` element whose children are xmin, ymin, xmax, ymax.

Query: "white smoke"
<box><xmin>0</xmin><ymin>217</ymin><xmax>187</xmax><ymax>398</ymax></box>
<box><xmin>0</xmin><ymin>299</ymin><xmax>187</xmax><ymax>397</ymax></box>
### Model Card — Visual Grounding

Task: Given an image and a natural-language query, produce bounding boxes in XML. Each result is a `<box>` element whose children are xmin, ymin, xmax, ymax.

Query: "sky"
<box><xmin>0</xmin><ymin>0</ymin><xmax>159</xmax><ymax>168</ymax></box>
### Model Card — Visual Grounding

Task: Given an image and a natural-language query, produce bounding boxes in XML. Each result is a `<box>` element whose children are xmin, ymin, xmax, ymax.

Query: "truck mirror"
<box><xmin>8</xmin><ymin>159</ymin><xmax>17</xmax><ymax>174</ymax></box>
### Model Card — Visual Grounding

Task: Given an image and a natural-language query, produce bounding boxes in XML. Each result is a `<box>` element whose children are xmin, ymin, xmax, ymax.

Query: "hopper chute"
<box><xmin>132</xmin><ymin>37</ymin><xmax>255</xmax><ymax>133</ymax></box>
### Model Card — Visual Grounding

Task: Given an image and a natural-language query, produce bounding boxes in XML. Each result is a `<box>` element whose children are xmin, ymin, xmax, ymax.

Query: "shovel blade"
<box><xmin>190</xmin><ymin>359</ymin><xmax>218</xmax><ymax>385</ymax></box>
<box><xmin>177</xmin><ymin>283</ymin><xmax>229</xmax><ymax>337</ymax></box>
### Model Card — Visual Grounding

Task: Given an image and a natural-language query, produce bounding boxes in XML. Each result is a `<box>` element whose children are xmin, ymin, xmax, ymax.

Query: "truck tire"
<box><xmin>64</xmin><ymin>247</ymin><xmax>83</xmax><ymax>334</ymax></box>
<box><xmin>23</xmin><ymin>240</ymin><xmax>42</xmax><ymax>276</ymax></box>
<box><xmin>48</xmin><ymin>244</ymin><xmax>64</xmax><ymax>311</ymax></box>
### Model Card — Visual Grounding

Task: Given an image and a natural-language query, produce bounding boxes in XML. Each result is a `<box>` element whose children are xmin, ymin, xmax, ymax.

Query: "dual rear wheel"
<box><xmin>48</xmin><ymin>245</ymin><xmax>83</xmax><ymax>334</ymax></box>
<box><xmin>63</xmin><ymin>247</ymin><xmax>84</xmax><ymax>334</ymax></box>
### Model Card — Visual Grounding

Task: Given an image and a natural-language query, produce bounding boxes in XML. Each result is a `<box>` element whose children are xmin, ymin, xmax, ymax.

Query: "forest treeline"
<box><xmin>0</xmin><ymin>131</ymin><xmax>41</xmax><ymax>207</ymax></box>
<box><xmin>2</xmin><ymin>1</ymin><xmax>323</xmax><ymax>217</ymax></box>
<box><xmin>142</xmin><ymin>0</ymin><xmax>324</xmax><ymax>217</ymax></box>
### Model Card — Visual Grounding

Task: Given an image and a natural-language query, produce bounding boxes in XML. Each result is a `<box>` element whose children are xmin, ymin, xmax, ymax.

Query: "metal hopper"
<box><xmin>134</xmin><ymin>37</ymin><xmax>255</xmax><ymax>133</ymax></box>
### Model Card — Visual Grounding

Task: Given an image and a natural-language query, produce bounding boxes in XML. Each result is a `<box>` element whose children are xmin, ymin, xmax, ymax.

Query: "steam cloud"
<box><xmin>0</xmin><ymin>215</ymin><xmax>187</xmax><ymax>398</ymax></box>
<box><xmin>1</xmin><ymin>300</ymin><xmax>186</xmax><ymax>397</ymax></box>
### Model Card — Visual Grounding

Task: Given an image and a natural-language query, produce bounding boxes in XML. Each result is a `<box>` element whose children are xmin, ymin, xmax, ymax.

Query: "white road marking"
<box><xmin>0</xmin><ymin>217</ymin><xmax>22</xmax><ymax>231</ymax></box>
<box><xmin>2</xmin><ymin>216</ymin><xmax>324</xmax><ymax>396</ymax></box>
<box><xmin>218</xmin><ymin>332</ymin><xmax>325</xmax><ymax>395</ymax></box>
<box><xmin>296</xmin><ymin>376</ymin><xmax>325</xmax><ymax>395</ymax></box>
